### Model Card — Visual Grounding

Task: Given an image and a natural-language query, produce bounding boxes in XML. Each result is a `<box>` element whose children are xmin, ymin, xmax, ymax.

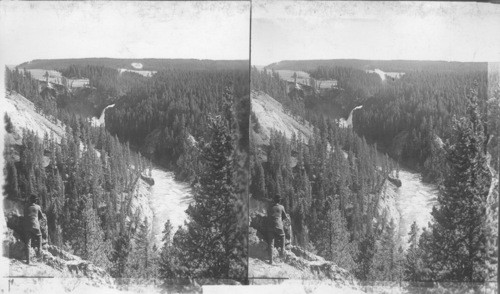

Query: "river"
<box><xmin>343</xmin><ymin>103</ymin><xmax>439</xmax><ymax>245</ymax></box>
<box><xmin>96</xmin><ymin>103</ymin><xmax>194</xmax><ymax>246</ymax></box>
<box><xmin>150</xmin><ymin>168</ymin><xmax>193</xmax><ymax>245</ymax></box>
<box><xmin>395</xmin><ymin>170</ymin><xmax>438</xmax><ymax>246</ymax></box>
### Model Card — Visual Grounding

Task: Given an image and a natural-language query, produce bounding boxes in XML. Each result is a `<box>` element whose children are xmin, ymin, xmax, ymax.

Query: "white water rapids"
<box><xmin>395</xmin><ymin>170</ymin><xmax>438</xmax><ymax>246</ymax></box>
<box><xmin>149</xmin><ymin>168</ymin><xmax>193</xmax><ymax>245</ymax></box>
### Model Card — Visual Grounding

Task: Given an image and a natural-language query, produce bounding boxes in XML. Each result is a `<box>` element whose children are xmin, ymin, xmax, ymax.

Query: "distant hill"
<box><xmin>17</xmin><ymin>58</ymin><xmax>249</xmax><ymax>72</ymax></box>
<box><xmin>266</xmin><ymin>59</ymin><xmax>487</xmax><ymax>73</ymax></box>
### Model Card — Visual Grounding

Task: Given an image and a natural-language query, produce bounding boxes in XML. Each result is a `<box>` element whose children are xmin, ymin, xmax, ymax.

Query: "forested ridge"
<box><xmin>7</xmin><ymin>63</ymin><xmax>249</xmax><ymax>182</ymax></box>
<box><xmin>18</xmin><ymin>58</ymin><xmax>248</xmax><ymax>72</ymax></box>
<box><xmin>353</xmin><ymin>70</ymin><xmax>490</xmax><ymax>182</ymax></box>
<box><xmin>105</xmin><ymin>68</ymin><xmax>249</xmax><ymax>181</ymax></box>
<box><xmin>261</xmin><ymin>60</ymin><xmax>493</xmax><ymax>184</ymax></box>
<box><xmin>308</xmin><ymin>66</ymin><xmax>383</xmax><ymax>119</ymax></box>
<box><xmin>267</xmin><ymin>59</ymin><xmax>487</xmax><ymax>73</ymax></box>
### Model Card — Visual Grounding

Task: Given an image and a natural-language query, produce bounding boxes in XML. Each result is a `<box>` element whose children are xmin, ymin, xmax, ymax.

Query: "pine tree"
<box><xmin>110</xmin><ymin>231</ymin><xmax>131</xmax><ymax>279</ymax></box>
<box><xmin>315</xmin><ymin>197</ymin><xmax>357</xmax><ymax>272</ymax></box>
<box><xmin>404</xmin><ymin>222</ymin><xmax>423</xmax><ymax>282</ymax></box>
<box><xmin>81</xmin><ymin>199</ymin><xmax>112</xmax><ymax>270</ymax></box>
<box><xmin>425</xmin><ymin>85</ymin><xmax>491</xmax><ymax>282</ymax></box>
<box><xmin>125</xmin><ymin>219</ymin><xmax>154</xmax><ymax>280</ymax></box>
<box><xmin>159</xmin><ymin>220</ymin><xmax>178</xmax><ymax>283</ymax></box>
<box><xmin>250</xmin><ymin>160</ymin><xmax>266</xmax><ymax>199</ymax></box>
<box><xmin>368</xmin><ymin>220</ymin><xmax>402</xmax><ymax>281</ymax></box>
<box><xmin>4</xmin><ymin>113</ymin><xmax>14</xmax><ymax>133</ymax></box>
<box><xmin>165</xmin><ymin>87</ymin><xmax>246</xmax><ymax>282</ymax></box>
<box><xmin>4</xmin><ymin>158</ymin><xmax>19</xmax><ymax>200</ymax></box>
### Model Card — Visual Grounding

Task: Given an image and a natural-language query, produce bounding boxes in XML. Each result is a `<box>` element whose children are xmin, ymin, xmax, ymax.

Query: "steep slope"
<box><xmin>251</xmin><ymin>90</ymin><xmax>313</xmax><ymax>145</ymax></box>
<box><xmin>1</xmin><ymin>202</ymin><xmax>120</xmax><ymax>292</ymax></box>
<box><xmin>4</xmin><ymin>90</ymin><xmax>155</xmax><ymax>232</ymax></box>
<box><xmin>3</xmin><ymin>91</ymin><xmax>66</xmax><ymax>142</ymax></box>
<box><xmin>3</xmin><ymin>226</ymin><xmax>160</xmax><ymax>293</ymax></box>
<box><xmin>4</xmin><ymin>240</ymin><xmax>118</xmax><ymax>293</ymax></box>
<box><xmin>1</xmin><ymin>91</ymin><xmax>159</xmax><ymax>290</ymax></box>
<box><xmin>249</xmin><ymin>91</ymin><xmax>369</xmax><ymax>291</ymax></box>
<box><xmin>248</xmin><ymin>228</ymin><xmax>363</xmax><ymax>293</ymax></box>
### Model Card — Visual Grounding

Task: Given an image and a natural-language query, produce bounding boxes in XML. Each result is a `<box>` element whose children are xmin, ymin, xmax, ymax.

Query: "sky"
<box><xmin>252</xmin><ymin>1</ymin><xmax>500</xmax><ymax>66</ymax></box>
<box><xmin>0</xmin><ymin>1</ymin><xmax>250</xmax><ymax>65</ymax></box>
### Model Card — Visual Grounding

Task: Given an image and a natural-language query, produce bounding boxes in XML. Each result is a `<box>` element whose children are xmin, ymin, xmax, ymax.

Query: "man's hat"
<box><xmin>29</xmin><ymin>194</ymin><xmax>38</xmax><ymax>203</ymax></box>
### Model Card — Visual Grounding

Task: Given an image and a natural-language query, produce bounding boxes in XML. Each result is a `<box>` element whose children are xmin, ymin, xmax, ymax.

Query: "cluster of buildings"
<box><xmin>34</xmin><ymin>70</ymin><xmax>90</xmax><ymax>92</ymax></box>
<box><xmin>284</xmin><ymin>75</ymin><xmax>338</xmax><ymax>97</ymax></box>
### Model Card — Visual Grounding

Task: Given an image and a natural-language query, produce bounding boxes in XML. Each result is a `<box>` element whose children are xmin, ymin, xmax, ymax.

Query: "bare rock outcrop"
<box><xmin>249</xmin><ymin>227</ymin><xmax>361</xmax><ymax>292</ymax></box>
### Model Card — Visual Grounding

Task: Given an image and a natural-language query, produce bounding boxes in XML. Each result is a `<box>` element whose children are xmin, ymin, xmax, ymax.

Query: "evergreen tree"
<box><xmin>159</xmin><ymin>220</ymin><xmax>178</xmax><ymax>283</ymax></box>
<box><xmin>81</xmin><ymin>199</ymin><xmax>112</xmax><ymax>270</ymax></box>
<box><xmin>165</xmin><ymin>88</ymin><xmax>246</xmax><ymax>281</ymax></box>
<box><xmin>315</xmin><ymin>197</ymin><xmax>357</xmax><ymax>272</ymax></box>
<box><xmin>404</xmin><ymin>222</ymin><xmax>423</xmax><ymax>282</ymax></box>
<box><xmin>110</xmin><ymin>232</ymin><xmax>131</xmax><ymax>279</ymax></box>
<box><xmin>125</xmin><ymin>219</ymin><xmax>155</xmax><ymax>280</ymax></box>
<box><xmin>4</xmin><ymin>113</ymin><xmax>14</xmax><ymax>133</ymax></box>
<box><xmin>424</xmin><ymin>85</ymin><xmax>491</xmax><ymax>282</ymax></box>
<box><xmin>4</xmin><ymin>158</ymin><xmax>19</xmax><ymax>200</ymax></box>
<box><xmin>368</xmin><ymin>220</ymin><xmax>403</xmax><ymax>281</ymax></box>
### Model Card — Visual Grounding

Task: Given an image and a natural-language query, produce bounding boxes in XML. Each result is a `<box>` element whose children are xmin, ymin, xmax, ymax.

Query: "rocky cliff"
<box><xmin>248</xmin><ymin>226</ymin><xmax>363</xmax><ymax>293</ymax></box>
<box><xmin>1</xmin><ymin>209</ymin><xmax>118</xmax><ymax>293</ymax></box>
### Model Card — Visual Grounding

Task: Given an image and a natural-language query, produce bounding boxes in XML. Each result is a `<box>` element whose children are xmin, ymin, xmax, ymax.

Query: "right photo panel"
<box><xmin>249</xmin><ymin>1</ymin><xmax>500</xmax><ymax>292</ymax></box>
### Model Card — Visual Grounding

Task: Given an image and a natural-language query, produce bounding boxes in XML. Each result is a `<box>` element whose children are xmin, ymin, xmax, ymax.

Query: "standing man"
<box><xmin>267</xmin><ymin>195</ymin><xmax>289</xmax><ymax>265</ymax></box>
<box><xmin>24</xmin><ymin>194</ymin><xmax>45</xmax><ymax>264</ymax></box>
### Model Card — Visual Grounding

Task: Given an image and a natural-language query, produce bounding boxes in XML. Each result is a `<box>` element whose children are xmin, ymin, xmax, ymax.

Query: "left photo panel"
<box><xmin>0</xmin><ymin>1</ymin><xmax>250</xmax><ymax>292</ymax></box>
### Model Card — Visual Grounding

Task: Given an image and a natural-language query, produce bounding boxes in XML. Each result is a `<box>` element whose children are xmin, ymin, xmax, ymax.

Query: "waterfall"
<box><xmin>339</xmin><ymin>105</ymin><xmax>363</xmax><ymax>128</ymax></box>
<box><xmin>91</xmin><ymin>104</ymin><xmax>115</xmax><ymax>127</ymax></box>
